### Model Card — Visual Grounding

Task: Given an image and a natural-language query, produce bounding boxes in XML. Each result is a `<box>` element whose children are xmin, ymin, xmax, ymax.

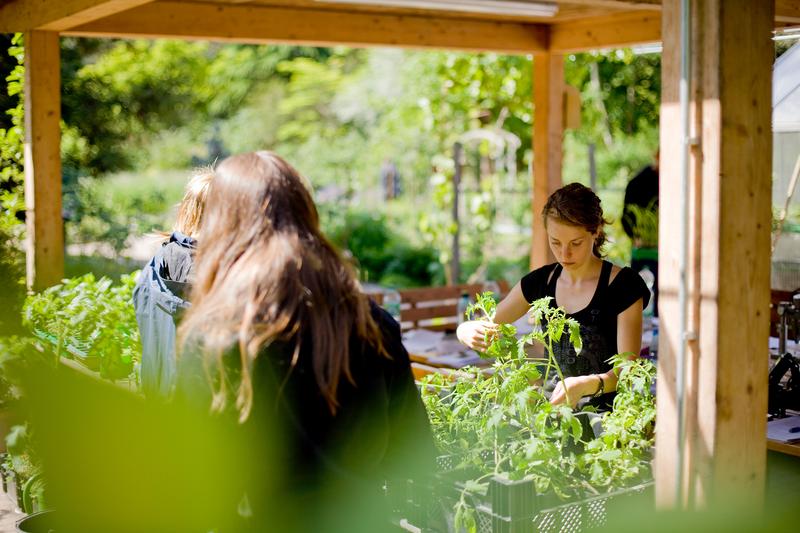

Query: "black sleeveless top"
<box><xmin>520</xmin><ymin>261</ymin><xmax>650</xmax><ymax>407</ymax></box>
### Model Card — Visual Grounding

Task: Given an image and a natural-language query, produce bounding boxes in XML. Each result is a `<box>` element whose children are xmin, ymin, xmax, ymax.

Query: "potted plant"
<box><xmin>22</xmin><ymin>272</ymin><xmax>141</xmax><ymax>383</ymax></box>
<box><xmin>412</xmin><ymin>293</ymin><xmax>656</xmax><ymax>532</ymax></box>
<box><xmin>15</xmin><ymin>510</ymin><xmax>56</xmax><ymax>533</ymax></box>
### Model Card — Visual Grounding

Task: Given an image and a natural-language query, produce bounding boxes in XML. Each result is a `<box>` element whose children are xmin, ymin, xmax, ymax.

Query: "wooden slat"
<box><xmin>0</xmin><ymin>0</ymin><xmax>154</xmax><ymax>32</ymax></box>
<box><xmin>557</xmin><ymin>0</ymin><xmax>661</xmax><ymax>7</ymax></box>
<box><xmin>776</xmin><ymin>0</ymin><xmax>800</xmax><ymax>23</ymax></box>
<box><xmin>550</xmin><ymin>10</ymin><xmax>661</xmax><ymax>51</ymax></box>
<box><xmin>411</xmin><ymin>362</ymin><xmax>437</xmax><ymax>381</ymax></box>
<box><xmin>414</xmin><ymin>318</ymin><xmax>458</xmax><ymax>330</ymax></box>
<box><xmin>531</xmin><ymin>52</ymin><xmax>563</xmax><ymax>270</ymax></box>
<box><xmin>402</xmin><ymin>304</ymin><xmax>458</xmax><ymax>323</ymax></box>
<box><xmin>654</xmin><ymin>0</ymin><xmax>681</xmax><ymax>506</ymax></box>
<box><xmin>66</xmin><ymin>1</ymin><xmax>548</xmax><ymax>53</ymax></box>
<box><xmin>24</xmin><ymin>31</ymin><xmax>64</xmax><ymax>291</ymax></box>
<box><xmin>655</xmin><ymin>0</ymin><xmax>773</xmax><ymax>509</ymax></box>
<box><xmin>398</xmin><ymin>284</ymin><xmax>484</xmax><ymax>304</ymax></box>
<box><xmin>217</xmin><ymin>0</ymin><xmax>631</xmax><ymax>23</ymax></box>
<box><xmin>398</xmin><ymin>283</ymin><xmax>484</xmax><ymax>330</ymax></box>
<box><xmin>767</xmin><ymin>439</ymin><xmax>800</xmax><ymax>458</ymax></box>
<box><xmin>411</xmin><ymin>362</ymin><xmax>459</xmax><ymax>381</ymax></box>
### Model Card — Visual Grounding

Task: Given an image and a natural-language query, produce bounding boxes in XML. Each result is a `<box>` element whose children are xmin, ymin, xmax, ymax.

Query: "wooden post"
<box><xmin>24</xmin><ymin>31</ymin><xmax>63</xmax><ymax>291</ymax></box>
<box><xmin>531</xmin><ymin>51</ymin><xmax>563</xmax><ymax>270</ymax></box>
<box><xmin>656</xmin><ymin>0</ymin><xmax>774</xmax><ymax>509</ymax></box>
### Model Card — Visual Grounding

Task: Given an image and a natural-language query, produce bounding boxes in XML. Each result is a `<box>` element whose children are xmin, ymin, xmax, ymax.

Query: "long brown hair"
<box><xmin>542</xmin><ymin>183</ymin><xmax>610</xmax><ymax>257</ymax></box>
<box><xmin>179</xmin><ymin>151</ymin><xmax>384</xmax><ymax>422</ymax></box>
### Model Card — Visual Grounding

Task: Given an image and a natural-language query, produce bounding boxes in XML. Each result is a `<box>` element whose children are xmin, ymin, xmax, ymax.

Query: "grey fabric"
<box><xmin>133</xmin><ymin>232</ymin><xmax>196</xmax><ymax>397</ymax></box>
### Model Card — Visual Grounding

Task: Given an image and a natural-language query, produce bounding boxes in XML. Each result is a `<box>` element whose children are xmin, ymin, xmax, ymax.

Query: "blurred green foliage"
<box><xmin>323</xmin><ymin>207</ymin><xmax>444</xmax><ymax>288</ymax></box>
<box><xmin>22</xmin><ymin>272</ymin><xmax>141</xmax><ymax>381</ymax></box>
<box><xmin>565</xmin><ymin>50</ymin><xmax>660</xmax><ymax>144</ymax></box>
<box><xmin>60</xmin><ymin>38</ymin><xmax>330</xmax><ymax>176</ymax></box>
<box><xmin>64</xmin><ymin>170</ymin><xmax>187</xmax><ymax>252</ymax></box>
<box><xmin>1</xmin><ymin>34</ymin><xmax>663</xmax><ymax>287</ymax></box>
<box><xmin>0</xmin><ymin>33</ymin><xmax>26</xmax><ymax>335</ymax></box>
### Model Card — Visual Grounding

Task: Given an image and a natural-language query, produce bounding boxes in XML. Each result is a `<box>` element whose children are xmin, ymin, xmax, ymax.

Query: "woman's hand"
<box><xmin>456</xmin><ymin>320</ymin><xmax>498</xmax><ymax>351</ymax></box>
<box><xmin>549</xmin><ymin>375</ymin><xmax>601</xmax><ymax>408</ymax></box>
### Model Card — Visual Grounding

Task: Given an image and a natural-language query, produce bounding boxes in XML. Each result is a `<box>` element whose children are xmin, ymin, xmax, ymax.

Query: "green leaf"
<box><xmin>463</xmin><ymin>480</ymin><xmax>489</xmax><ymax>496</ymax></box>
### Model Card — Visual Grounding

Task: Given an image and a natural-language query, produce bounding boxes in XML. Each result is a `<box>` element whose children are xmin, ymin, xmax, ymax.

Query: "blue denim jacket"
<box><xmin>132</xmin><ymin>232</ymin><xmax>196</xmax><ymax>397</ymax></box>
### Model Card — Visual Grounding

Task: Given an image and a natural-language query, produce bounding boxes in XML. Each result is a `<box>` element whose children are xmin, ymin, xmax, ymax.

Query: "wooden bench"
<box><xmin>397</xmin><ymin>283</ymin><xmax>484</xmax><ymax>331</ymax></box>
<box><xmin>365</xmin><ymin>280</ymin><xmax>511</xmax><ymax>331</ymax></box>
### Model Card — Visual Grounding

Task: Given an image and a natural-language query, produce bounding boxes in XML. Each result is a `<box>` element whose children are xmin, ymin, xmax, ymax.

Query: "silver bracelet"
<box><xmin>592</xmin><ymin>375</ymin><xmax>605</xmax><ymax>397</ymax></box>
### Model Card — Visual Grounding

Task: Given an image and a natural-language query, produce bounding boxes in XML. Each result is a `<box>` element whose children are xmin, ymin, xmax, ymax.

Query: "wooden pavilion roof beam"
<box><xmin>65</xmin><ymin>1</ymin><xmax>549</xmax><ymax>54</ymax></box>
<box><xmin>549</xmin><ymin>9</ymin><xmax>661</xmax><ymax>51</ymax></box>
<box><xmin>549</xmin><ymin>0</ymin><xmax>659</xmax><ymax>8</ymax></box>
<box><xmin>777</xmin><ymin>0</ymin><xmax>800</xmax><ymax>24</ymax></box>
<box><xmin>0</xmin><ymin>0</ymin><xmax>155</xmax><ymax>32</ymax></box>
<box><xmin>563</xmin><ymin>0</ymin><xmax>799</xmax><ymax>24</ymax></box>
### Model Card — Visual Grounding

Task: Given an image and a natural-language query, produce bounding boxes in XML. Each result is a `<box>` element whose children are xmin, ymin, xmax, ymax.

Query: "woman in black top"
<box><xmin>175</xmin><ymin>152</ymin><xmax>435</xmax><ymax>531</ymax></box>
<box><xmin>458</xmin><ymin>183</ymin><xmax>649</xmax><ymax>408</ymax></box>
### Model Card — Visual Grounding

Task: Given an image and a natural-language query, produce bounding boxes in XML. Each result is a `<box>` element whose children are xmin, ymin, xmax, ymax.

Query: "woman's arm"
<box><xmin>456</xmin><ymin>282</ymin><xmax>530</xmax><ymax>350</ymax></box>
<box><xmin>550</xmin><ymin>297</ymin><xmax>644</xmax><ymax>407</ymax></box>
<box><xmin>494</xmin><ymin>282</ymin><xmax>532</xmax><ymax>325</ymax></box>
<box><xmin>601</xmin><ymin>296</ymin><xmax>644</xmax><ymax>394</ymax></box>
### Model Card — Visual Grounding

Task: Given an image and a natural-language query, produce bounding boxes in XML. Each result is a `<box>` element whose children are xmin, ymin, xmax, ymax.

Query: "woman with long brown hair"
<box><xmin>176</xmin><ymin>151</ymin><xmax>434</xmax><ymax>530</ymax></box>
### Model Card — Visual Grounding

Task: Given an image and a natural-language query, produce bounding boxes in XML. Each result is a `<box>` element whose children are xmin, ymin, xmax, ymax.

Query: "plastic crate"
<box><xmin>396</xmin><ymin>474</ymin><xmax>652</xmax><ymax>533</ymax></box>
<box><xmin>394</xmin><ymin>437</ymin><xmax>652</xmax><ymax>533</ymax></box>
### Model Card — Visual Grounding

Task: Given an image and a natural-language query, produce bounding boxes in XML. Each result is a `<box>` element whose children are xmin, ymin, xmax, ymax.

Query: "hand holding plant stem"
<box><xmin>549</xmin><ymin>375</ymin><xmax>601</xmax><ymax>408</ymax></box>
<box><xmin>460</xmin><ymin>291</ymin><xmax>515</xmax><ymax>358</ymax></box>
<box><xmin>519</xmin><ymin>296</ymin><xmax>582</xmax><ymax>406</ymax></box>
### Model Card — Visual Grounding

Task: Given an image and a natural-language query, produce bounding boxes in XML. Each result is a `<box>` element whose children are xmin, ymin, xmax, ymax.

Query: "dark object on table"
<box><xmin>776</xmin><ymin>295</ymin><xmax>800</xmax><ymax>355</ymax></box>
<box><xmin>769</xmin><ymin>353</ymin><xmax>800</xmax><ymax>417</ymax></box>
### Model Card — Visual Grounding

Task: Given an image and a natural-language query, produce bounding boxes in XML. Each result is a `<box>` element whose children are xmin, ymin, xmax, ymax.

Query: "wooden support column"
<box><xmin>656</xmin><ymin>0</ymin><xmax>774</xmax><ymax>509</ymax></box>
<box><xmin>24</xmin><ymin>31</ymin><xmax>63</xmax><ymax>291</ymax></box>
<box><xmin>531</xmin><ymin>51</ymin><xmax>563</xmax><ymax>269</ymax></box>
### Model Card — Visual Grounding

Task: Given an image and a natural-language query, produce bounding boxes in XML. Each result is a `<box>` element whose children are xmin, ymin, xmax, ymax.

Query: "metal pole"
<box><xmin>452</xmin><ymin>142</ymin><xmax>462</xmax><ymax>285</ymax></box>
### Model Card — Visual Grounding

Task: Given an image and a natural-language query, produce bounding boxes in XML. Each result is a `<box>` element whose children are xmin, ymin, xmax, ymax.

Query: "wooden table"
<box><xmin>767</xmin><ymin>439</ymin><xmax>800</xmax><ymax>458</ymax></box>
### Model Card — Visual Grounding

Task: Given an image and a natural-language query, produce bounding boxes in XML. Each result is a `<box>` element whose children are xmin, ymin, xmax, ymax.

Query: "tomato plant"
<box><xmin>420</xmin><ymin>293</ymin><xmax>655</xmax><ymax>530</ymax></box>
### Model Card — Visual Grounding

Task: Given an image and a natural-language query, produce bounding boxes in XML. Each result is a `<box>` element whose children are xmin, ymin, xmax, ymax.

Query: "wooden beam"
<box><xmin>552</xmin><ymin>0</ymin><xmax>660</xmax><ymax>8</ymax></box>
<box><xmin>530</xmin><ymin>52</ymin><xmax>564</xmax><ymax>270</ymax></box>
<box><xmin>554</xmin><ymin>0</ymin><xmax>796</xmax><ymax>25</ymax></box>
<box><xmin>66</xmin><ymin>1</ymin><xmax>548</xmax><ymax>54</ymax></box>
<box><xmin>655</xmin><ymin>0</ymin><xmax>773</xmax><ymax>509</ymax></box>
<box><xmin>550</xmin><ymin>10</ymin><xmax>661</xmax><ymax>52</ymax></box>
<box><xmin>24</xmin><ymin>31</ymin><xmax>64</xmax><ymax>291</ymax></box>
<box><xmin>776</xmin><ymin>0</ymin><xmax>800</xmax><ymax>23</ymax></box>
<box><xmin>0</xmin><ymin>0</ymin><xmax>154</xmax><ymax>32</ymax></box>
